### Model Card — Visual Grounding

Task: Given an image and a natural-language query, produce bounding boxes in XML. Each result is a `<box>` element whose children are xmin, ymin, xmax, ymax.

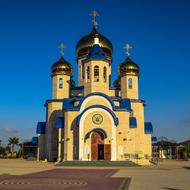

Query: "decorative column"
<box><xmin>57</xmin><ymin>128</ymin><xmax>63</xmax><ymax>162</ymax></box>
<box><xmin>56</xmin><ymin>117</ymin><xmax>64</xmax><ymax>162</ymax></box>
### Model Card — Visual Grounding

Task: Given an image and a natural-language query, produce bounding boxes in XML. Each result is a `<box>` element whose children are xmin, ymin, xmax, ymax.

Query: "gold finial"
<box><xmin>90</xmin><ymin>10</ymin><xmax>99</xmax><ymax>29</ymax></box>
<box><xmin>58</xmin><ymin>43</ymin><xmax>66</xmax><ymax>57</ymax></box>
<box><xmin>124</xmin><ymin>43</ymin><xmax>132</xmax><ymax>57</ymax></box>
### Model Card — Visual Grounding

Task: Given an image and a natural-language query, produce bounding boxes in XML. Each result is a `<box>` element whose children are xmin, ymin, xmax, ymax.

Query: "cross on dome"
<box><xmin>58</xmin><ymin>43</ymin><xmax>66</xmax><ymax>57</ymax></box>
<box><xmin>124</xmin><ymin>43</ymin><xmax>132</xmax><ymax>57</ymax></box>
<box><xmin>90</xmin><ymin>10</ymin><xmax>99</xmax><ymax>29</ymax></box>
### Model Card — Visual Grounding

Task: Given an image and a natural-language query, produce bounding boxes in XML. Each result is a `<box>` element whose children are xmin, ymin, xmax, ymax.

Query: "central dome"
<box><xmin>76</xmin><ymin>27</ymin><xmax>113</xmax><ymax>59</ymax></box>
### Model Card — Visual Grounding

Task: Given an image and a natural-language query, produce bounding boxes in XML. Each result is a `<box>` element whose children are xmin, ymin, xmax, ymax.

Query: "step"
<box><xmin>56</xmin><ymin>160</ymin><xmax>139</xmax><ymax>167</ymax></box>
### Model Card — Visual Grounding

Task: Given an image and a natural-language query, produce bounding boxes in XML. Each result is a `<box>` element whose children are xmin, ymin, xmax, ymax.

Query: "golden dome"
<box><xmin>51</xmin><ymin>57</ymin><xmax>72</xmax><ymax>77</ymax></box>
<box><xmin>76</xmin><ymin>27</ymin><xmax>113</xmax><ymax>59</ymax></box>
<box><xmin>119</xmin><ymin>57</ymin><xmax>139</xmax><ymax>77</ymax></box>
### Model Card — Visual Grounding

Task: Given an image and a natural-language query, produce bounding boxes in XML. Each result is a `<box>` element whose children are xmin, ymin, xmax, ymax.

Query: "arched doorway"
<box><xmin>47</xmin><ymin>110</ymin><xmax>62</xmax><ymax>162</ymax></box>
<box><xmin>91</xmin><ymin>131</ymin><xmax>111</xmax><ymax>160</ymax></box>
<box><xmin>91</xmin><ymin>131</ymin><xmax>104</xmax><ymax>160</ymax></box>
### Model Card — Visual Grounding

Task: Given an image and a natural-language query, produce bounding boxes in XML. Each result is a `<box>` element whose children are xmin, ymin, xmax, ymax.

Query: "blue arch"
<box><xmin>84</xmin><ymin>128</ymin><xmax>108</xmax><ymax>141</ymax></box>
<box><xmin>62</xmin><ymin>92</ymin><xmax>132</xmax><ymax>112</ymax></box>
<box><xmin>78</xmin><ymin>92</ymin><xmax>116</xmax><ymax>110</ymax></box>
<box><xmin>76</xmin><ymin>105</ymin><xmax>119</xmax><ymax>126</ymax></box>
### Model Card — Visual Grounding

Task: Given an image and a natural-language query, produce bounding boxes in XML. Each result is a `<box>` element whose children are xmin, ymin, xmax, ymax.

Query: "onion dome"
<box><xmin>113</xmin><ymin>78</ymin><xmax>121</xmax><ymax>88</ymax></box>
<box><xmin>51</xmin><ymin>56</ymin><xmax>72</xmax><ymax>77</ymax></box>
<box><xmin>119</xmin><ymin>57</ymin><xmax>139</xmax><ymax>77</ymax></box>
<box><xmin>76</xmin><ymin>27</ymin><xmax>113</xmax><ymax>59</ymax></box>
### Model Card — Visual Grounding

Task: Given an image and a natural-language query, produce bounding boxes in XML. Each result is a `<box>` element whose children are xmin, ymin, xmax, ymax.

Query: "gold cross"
<box><xmin>58</xmin><ymin>43</ymin><xmax>66</xmax><ymax>57</ymax></box>
<box><xmin>90</xmin><ymin>10</ymin><xmax>99</xmax><ymax>28</ymax></box>
<box><xmin>124</xmin><ymin>43</ymin><xmax>132</xmax><ymax>57</ymax></box>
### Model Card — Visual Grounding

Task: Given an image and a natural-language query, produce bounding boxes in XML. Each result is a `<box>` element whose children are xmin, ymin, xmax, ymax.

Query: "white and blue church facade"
<box><xmin>36</xmin><ymin>18</ymin><xmax>154</xmax><ymax>165</ymax></box>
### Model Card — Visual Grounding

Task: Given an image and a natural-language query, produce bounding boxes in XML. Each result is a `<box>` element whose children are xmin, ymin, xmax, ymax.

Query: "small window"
<box><xmin>87</xmin><ymin>66</ymin><xmax>90</xmax><ymax>81</ymax></box>
<box><xmin>128</xmin><ymin>78</ymin><xmax>132</xmax><ymax>89</ymax></box>
<box><xmin>103</xmin><ymin>66</ymin><xmax>107</xmax><ymax>82</ymax></box>
<box><xmin>59</xmin><ymin>78</ymin><xmax>63</xmax><ymax>88</ymax></box>
<box><xmin>82</xmin><ymin>64</ymin><xmax>85</xmax><ymax>79</ymax></box>
<box><xmin>94</xmin><ymin>65</ymin><xmax>99</xmax><ymax>82</ymax></box>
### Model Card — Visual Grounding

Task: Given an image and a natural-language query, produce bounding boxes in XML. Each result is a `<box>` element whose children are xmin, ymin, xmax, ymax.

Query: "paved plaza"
<box><xmin>0</xmin><ymin>159</ymin><xmax>190</xmax><ymax>190</ymax></box>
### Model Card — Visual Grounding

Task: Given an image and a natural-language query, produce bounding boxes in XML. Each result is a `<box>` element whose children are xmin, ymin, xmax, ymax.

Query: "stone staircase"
<box><xmin>56</xmin><ymin>160</ymin><xmax>139</xmax><ymax>167</ymax></box>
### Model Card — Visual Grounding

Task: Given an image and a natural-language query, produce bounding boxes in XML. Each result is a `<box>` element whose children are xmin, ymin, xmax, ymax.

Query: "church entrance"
<box><xmin>91</xmin><ymin>131</ymin><xmax>111</xmax><ymax>160</ymax></box>
<box><xmin>98</xmin><ymin>144</ymin><xmax>104</xmax><ymax>160</ymax></box>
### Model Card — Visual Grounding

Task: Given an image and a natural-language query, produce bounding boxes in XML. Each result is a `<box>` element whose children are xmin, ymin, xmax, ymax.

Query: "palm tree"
<box><xmin>8</xmin><ymin>137</ymin><xmax>19</xmax><ymax>153</ymax></box>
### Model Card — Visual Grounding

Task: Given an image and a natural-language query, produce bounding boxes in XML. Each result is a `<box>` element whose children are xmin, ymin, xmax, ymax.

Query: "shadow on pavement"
<box><xmin>183</xmin><ymin>167</ymin><xmax>190</xmax><ymax>170</ymax></box>
<box><xmin>162</xmin><ymin>187</ymin><xmax>181</xmax><ymax>190</ymax></box>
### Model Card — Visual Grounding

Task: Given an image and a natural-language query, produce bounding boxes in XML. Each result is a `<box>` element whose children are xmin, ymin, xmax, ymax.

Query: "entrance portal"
<box><xmin>91</xmin><ymin>131</ymin><xmax>111</xmax><ymax>160</ymax></box>
<box><xmin>98</xmin><ymin>144</ymin><xmax>104</xmax><ymax>160</ymax></box>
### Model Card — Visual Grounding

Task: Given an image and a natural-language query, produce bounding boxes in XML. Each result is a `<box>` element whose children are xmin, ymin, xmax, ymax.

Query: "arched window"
<box><xmin>128</xmin><ymin>78</ymin><xmax>132</xmax><ymax>89</ymax></box>
<box><xmin>94</xmin><ymin>65</ymin><xmax>99</xmax><ymax>82</ymax></box>
<box><xmin>87</xmin><ymin>66</ymin><xmax>90</xmax><ymax>81</ymax></box>
<box><xmin>82</xmin><ymin>64</ymin><xmax>85</xmax><ymax>79</ymax></box>
<box><xmin>103</xmin><ymin>67</ymin><xmax>107</xmax><ymax>82</ymax></box>
<box><xmin>59</xmin><ymin>78</ymin><xmax>63</xmax><ymax>88</ymax></box>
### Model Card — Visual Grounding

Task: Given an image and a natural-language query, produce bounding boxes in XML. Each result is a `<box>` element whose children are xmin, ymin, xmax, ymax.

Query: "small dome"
<box><xmin>76</xmin><ymin>27</ymin><xmax>113</xmax><ymax>59</ymax></box>
<box><xmin>119</xmin><ymin>57</ymin><xmax>139</xmax><ymax>76</ymax></box>
<box><xmin>51</xmin><ymin>57</ymin><xmax>72</xmax><ymax>77</ymax></box>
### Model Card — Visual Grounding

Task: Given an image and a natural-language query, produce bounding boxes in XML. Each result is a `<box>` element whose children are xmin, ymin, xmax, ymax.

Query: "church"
<box><xmin>36</xmin><ymin>13</ymin><xmax>153</xmax><ymax>165</ymax></box>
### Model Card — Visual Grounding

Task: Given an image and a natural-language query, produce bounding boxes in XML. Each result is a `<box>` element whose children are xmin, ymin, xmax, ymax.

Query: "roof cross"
<box><xmin>124</xmin><ymin>43</ymin><xmax>132</xmax><ymax>57</ymax></box>
<box><xmin>58</xmin><ymin>43</ymin><xmax>66</xmax><ymax>57</ymax></box>
<box><xmin>90</xmin><ymin>10</ymin><xmax>99</xmax><ymax>29</ymax></box>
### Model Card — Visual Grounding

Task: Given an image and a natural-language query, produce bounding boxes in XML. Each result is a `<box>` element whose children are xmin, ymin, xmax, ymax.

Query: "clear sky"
<box><xmin>0</xmin><ymin>0</ymin><xmax>190</xmax><ymax>146</ymax></box>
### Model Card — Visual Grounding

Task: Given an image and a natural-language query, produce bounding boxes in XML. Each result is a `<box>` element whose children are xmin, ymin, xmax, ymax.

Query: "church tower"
<box><xmin>119</xmin><ymin>45</ymin><xmax>139</xmax><ymax>99</ymax></box>
<box><xmin>81</xmin><ymin>35</ymin><xmax>111</xmax><ymax>95</ymax></box>
<box><xmin>51</xmin><ymin>44</ymin><xmax>72</xmax><ymax>99</ymax></box>
<box><xmin>76</xmin><ymin>11</ymin><xmax>113</xmax><ymax>89</ymax></box>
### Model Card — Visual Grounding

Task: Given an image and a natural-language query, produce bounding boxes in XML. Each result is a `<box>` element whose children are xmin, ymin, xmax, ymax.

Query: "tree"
<box><xmin>8</xmin><ymin>137</ymin><xmax>19</xmax><ymax>153</ymax></box>
<box><xmin>0</xmin><ymin>147</ymin><xmax>5</xmax><ymax>155</ymax></box>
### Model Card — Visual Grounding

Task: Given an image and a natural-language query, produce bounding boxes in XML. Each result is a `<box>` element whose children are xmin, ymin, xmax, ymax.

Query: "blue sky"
<box><xmin>0</xmin><ymin>0</ymin><xmax>190</xmax><ymax>145</ymax></box>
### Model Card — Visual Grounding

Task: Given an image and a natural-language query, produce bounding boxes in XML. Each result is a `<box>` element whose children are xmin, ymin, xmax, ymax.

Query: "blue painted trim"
<box><xmin>78</xmin><ymin>92</ymin><xmax>115</xmax><ymax>110</ymax></box>
<box><xmin>130</xmin><ymin>99</ymin><xmax>145</xmax><ymax>103</ymax></box>
<box><xmin>109</xmin><ymin>86</ymin><xmax>121</xmax><ymax>90</ymax></box>
<box><xmin>36</xmin><ymin>122</ymin><xmax>46</xmax><ymax>134</ymax></box>
<box><xmin>56</xmin><ymin>117</ymin><xmax>64</xmax><ymax>129</ymax></box>
<box><xmin>78</xmin><ymin>92</ymin><xmax>132</xmax><ymax>111</ymax></box>
<box><xmin>32</xmin><ymin>137</ymin><xmax>38</xmax><ymax>144</ymax></box>
<box><xmin>87</xmin><ymin>44</ymin><xmax>106</xmax><ymax>59</ymax></box>
<box><xmin>63</xmin><ymin>97</ymin><xmax>81</xmax><ymax>111</ymax></box>
<box><xmin>152</xmin><ymin>136</ymin><xmax>157</xmax><ymax>142</ymax></box>
<box><xmin>144</xmin><ymin>122</ymin><xmax>153</xmax><ymax>134</ymax></box>
<box><xmin>84</xmin><ymin>128</ymin><xmax>108</xmax><ymax>141</ymax></box>
<box><xmin>129</xmin><ymin>117</ymin><xmax>137</xmax><ymax>128</ymax></box>
<box><xmin>76</xmin><ymin>105</ymin><xmax>119</xmax><ymax>126</ymax></box>
<box><xmin>70</xmin><ymin>86</ymin><xmax>84</xmax><ymax>90</ymax></box>
<box><xmin>62</xmin><ymin>92</ymin><xmax>132</xmax><ymax>112</ymax></box>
